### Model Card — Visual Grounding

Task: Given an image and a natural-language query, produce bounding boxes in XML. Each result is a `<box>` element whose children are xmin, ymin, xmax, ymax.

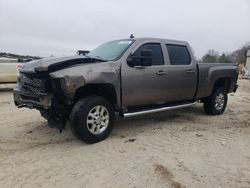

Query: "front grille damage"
<box><xmin>19</xmin><ymin>74</ymin><xmax>47</xmax><ymax>96</ymax></box>
<box><xmin>17</xmin><ymin>73</ymin><xmax>72</xmax><ymax>131</ymax></box>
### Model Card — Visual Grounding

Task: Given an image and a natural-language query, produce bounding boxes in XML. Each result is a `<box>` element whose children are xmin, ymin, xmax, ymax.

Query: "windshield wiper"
<box><xmin>93</xmin><ymin>56</ymin><xmax>107</xmax><ymax>61</ymax></box>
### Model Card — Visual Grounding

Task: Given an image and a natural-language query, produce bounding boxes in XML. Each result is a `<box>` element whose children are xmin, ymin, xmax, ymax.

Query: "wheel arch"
<box><xmin>74</xmin><ymin>83</ymin><xmax>118</xmax><ymax>109</ymax></box>
<box><xmin>213</xmin><ymin>77</ymin><xmax>231</xmax><ymax>93</ymax></box>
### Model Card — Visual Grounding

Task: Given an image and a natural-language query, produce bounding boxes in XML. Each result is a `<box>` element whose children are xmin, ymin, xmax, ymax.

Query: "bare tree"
<box><xmin>200</xmin><ymin>49</ymin><xmax>219</xmax><ymax>63</ymax></box>
<box><xmin>231</xmin><ymin>42</ymin><xmax>250</xmax><ymax>65</ymax></box>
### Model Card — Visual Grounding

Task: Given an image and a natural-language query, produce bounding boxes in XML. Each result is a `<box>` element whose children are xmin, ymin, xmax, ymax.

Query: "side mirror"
<box><xmin>126</xmin><ymin>49</ymin><xmax>153</xmax><ymax>67</ymax></box>
<box><xmin>126</xmin><ymin>56</ymin><xmax>136</xmax><ymax>67</ymax></box>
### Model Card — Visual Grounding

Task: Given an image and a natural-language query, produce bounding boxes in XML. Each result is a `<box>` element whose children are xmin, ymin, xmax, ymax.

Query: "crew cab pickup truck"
<box><xmin>14</xmin><ymin>38</ymin><xmax>238</xmax><ymax>143</ymax></box>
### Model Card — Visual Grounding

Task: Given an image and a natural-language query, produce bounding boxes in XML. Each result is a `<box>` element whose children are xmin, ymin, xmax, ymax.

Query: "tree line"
<box><xmin>199</xmin><ymin>42</ymin><xmax>250</xmax><ymax>64</ymax></box>
<box><xmin>0</xmin><ymin>52</ymin><xmax>41</xmax><ymax>62</ymax></box>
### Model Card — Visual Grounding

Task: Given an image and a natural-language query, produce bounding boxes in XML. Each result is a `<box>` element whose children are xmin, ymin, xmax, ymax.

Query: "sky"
<box><xmin>0</xmin><ymin>0</ymin><xmax>249</xmax><ymax>58</ymax></box>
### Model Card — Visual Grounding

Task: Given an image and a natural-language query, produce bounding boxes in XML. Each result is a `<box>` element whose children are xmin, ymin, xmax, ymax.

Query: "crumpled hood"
<box><xmin>20</xmin><ymin>55</ymin><xmax>94</xmax><ymax>73</ymax></box>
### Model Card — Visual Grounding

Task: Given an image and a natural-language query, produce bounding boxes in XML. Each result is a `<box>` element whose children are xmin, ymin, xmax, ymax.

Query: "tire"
<box><xmin>203</xmin><ymin>87</ymin><xmax>228</xmax><ymax>115</ymax></box>
<box><xmin>69</xmin><ymin>96</ymin><xmax>115</xmax><ymax>143</ymax></box>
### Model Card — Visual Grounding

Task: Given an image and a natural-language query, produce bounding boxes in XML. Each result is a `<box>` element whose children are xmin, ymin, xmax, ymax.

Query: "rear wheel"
<box><xmin>70</xmin><ymin>96</ymin><xmax>114</xmax><ymax>143</ymax></box>
<box><xmin>203</xmin><ymin>87</ymin><xmax>227</xmax><ymax>115</ymax></box>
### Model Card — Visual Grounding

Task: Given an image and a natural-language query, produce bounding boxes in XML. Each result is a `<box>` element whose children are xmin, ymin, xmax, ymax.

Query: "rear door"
<box><xmin>164</xmin><ymin>44</ymin><xmax>197</xmax><ymax>102</ymax></box>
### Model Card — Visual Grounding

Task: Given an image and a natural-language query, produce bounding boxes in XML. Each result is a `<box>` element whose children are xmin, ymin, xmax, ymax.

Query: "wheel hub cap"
<box><xmin>96</xmin><ymin>116</ymin><xmax>102</xmax><ymax>124</ymax></box>
<box><xmin>86</xmin><ymin>105</ymin><xmax>109</xmax><ymax>135</ymax></box>
<box><xmin>215</xmin><ymin>93</ymin><xmax>224</xmax><ymax>110</ymax></box>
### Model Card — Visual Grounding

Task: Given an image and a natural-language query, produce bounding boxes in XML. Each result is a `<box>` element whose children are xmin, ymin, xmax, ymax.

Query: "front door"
<box><xmin>121</xmin><ymin>43</ymin><xmax>169</xmax><ymax>108</ymax></box>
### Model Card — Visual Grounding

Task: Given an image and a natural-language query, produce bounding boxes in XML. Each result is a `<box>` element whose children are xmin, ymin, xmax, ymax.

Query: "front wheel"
<box><xmin>203</xmin><ymin>87</ymin><xmax>228</xmax><ymax>115</ymax></box>
<box><xmin>70</xmin><ymin>96</ymin><xmax>115</xmax><ymax>143</ymax></box>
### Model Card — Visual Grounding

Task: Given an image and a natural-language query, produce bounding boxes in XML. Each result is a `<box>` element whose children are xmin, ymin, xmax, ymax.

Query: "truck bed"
<box><xmin>195</xmin><ymin>63</ymin><xmax>238</xmax><ymax>100</ymax></box>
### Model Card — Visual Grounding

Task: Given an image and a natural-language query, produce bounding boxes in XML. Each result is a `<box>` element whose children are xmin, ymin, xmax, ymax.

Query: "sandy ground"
<box><xmin>0</xmin><ymin>80</ymin><xmax>250</xmax><ymax>188</ymax></box>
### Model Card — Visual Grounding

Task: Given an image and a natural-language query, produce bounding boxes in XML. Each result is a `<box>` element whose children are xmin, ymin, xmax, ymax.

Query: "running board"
<box><xmin>123</xmin><ymin>102</ymin><xmax>196</xmax><ymax>118</ymax></box>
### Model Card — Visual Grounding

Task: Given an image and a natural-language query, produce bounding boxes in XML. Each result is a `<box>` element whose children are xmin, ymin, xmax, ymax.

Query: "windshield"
<box><xmin>86</xmin><ymin>39</ymin><xmax>134</xmax><ymax>61</ymax></box>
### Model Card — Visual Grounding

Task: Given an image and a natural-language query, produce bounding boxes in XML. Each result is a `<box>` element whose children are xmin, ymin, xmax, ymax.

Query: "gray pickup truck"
<box><xmin>14</xmin><ymin>38</ymin><xmax>238</xmax><ymax>143</ymax></box>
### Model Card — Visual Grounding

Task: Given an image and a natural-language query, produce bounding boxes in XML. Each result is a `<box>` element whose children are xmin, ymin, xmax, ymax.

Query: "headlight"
<box><xmin>52</xmin><ymin>76</ymin><xmax>85</xmax><ymax>94</ymax></box>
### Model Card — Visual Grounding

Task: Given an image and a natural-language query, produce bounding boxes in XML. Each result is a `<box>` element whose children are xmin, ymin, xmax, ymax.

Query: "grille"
<box><xmin>19</xmin><ymin>73</ymin><xmax>47</xmax><ymax>96</ymax></box>
<box><xmin>22</xmin><ymin>75</ymin><xmax>44</xmax><ymax>87</ymax></box>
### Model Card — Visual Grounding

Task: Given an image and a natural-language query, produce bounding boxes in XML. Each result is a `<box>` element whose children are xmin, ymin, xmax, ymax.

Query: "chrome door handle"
<box><xmin>187</xmin><ymin>69</ymin><xmax>195</xmax><ymax>73</ymax></box>
<box><xmin>156</xmin><ymin>70</ymin><xmax>167</xmax><ymax>75</ymax></box>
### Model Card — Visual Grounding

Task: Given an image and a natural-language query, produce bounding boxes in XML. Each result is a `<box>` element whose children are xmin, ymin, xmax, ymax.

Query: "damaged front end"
<box><xmin>13</xmin><ymin>54</ymin><xmax>120</xmax><ymax>131</ymax></box>
<box><xmin>14</xmin><ymin>71</ymin><xmax>72</xmax><ymax>130</ymax></box>
<box><xmin>14</xmin><ymin>73</ymin><xmax>51</xmax><ymax>109</ymax></box>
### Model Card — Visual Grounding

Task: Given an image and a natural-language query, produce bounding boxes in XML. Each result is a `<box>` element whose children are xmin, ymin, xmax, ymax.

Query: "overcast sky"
<box><xmin>0</xmin><ymin>0</ymin><xmax>249</xmax><ymax>58</ymax></box>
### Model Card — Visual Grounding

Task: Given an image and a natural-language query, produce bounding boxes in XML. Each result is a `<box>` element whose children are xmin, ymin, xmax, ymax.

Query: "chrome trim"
<box><xmin>123</xmin><ymin>102</ymin><xmax>196</xmax><ymax>118</ymax></box>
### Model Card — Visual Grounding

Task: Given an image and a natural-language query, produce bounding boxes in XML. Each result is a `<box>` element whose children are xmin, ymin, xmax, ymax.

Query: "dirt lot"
<box><xmin>0</xmin><ymin>80</ymin><xmax>250</xmax><ymax>188</ymax></box>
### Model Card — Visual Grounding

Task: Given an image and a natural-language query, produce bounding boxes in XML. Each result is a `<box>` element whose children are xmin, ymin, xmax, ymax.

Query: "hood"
<box><xmin>20</xmin><ymin>55</ymin><xmax>103</xmax><ymax>73</ymax></box>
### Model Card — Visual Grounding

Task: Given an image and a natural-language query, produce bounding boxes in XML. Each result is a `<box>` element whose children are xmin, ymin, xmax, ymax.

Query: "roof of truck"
<box><xmin>130</xmin><ymin>37</ymin><xmax>190</xmax><ymax>46</ymax></box>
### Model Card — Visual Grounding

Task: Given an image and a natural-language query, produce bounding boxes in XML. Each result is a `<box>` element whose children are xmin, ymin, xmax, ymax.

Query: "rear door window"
<box><xmin>166</xmin><ymin>44</ymin><xmax>191</xmax><ymax>65</ymax></box>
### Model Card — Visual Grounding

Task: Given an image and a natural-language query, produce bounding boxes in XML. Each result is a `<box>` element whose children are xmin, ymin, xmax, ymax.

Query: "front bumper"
<box><xmin>14</xmin><ymin>87</ymin><xmax>52</xmax><ymax>109</ymax></box>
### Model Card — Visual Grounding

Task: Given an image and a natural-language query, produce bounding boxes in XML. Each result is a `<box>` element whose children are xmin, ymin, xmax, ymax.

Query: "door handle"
<box><xmin>187</xmin><ymin>69</ymin><xmax>195</xmax><ymax>73</ymax></box>
<box><xmin>134</xmin><ymin>65</ymin><xmax>145</xmax><ymax>69</ymax></box>
<box><xmin>156</xmin><ymin>70</ymin><xmax>167</xmax><ymax>75</ymax></box>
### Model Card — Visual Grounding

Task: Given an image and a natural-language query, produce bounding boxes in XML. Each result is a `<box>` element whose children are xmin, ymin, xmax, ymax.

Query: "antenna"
<box><xmin>129</xmin><ymin>34</ymin><xmax>135</xmax><ymax>39</ymax></box>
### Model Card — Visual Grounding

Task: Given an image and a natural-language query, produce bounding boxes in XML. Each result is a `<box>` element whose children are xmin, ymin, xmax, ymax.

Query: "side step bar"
<box><xmin>123</xmin><ymin>102</ymin><xmax>196</xmax><ymax>118</ymax></box>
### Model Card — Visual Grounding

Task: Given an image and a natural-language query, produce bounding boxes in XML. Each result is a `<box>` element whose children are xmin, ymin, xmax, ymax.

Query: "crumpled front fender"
<box><xmin>49</xmin><ymin>62</ymin><xmax>121</xmax><ymax>102</ymax></box>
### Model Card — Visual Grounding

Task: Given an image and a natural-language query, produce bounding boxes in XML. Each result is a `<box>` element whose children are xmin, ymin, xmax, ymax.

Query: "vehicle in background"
<box><xmin>242</xmin><ymin>70</ymin><xmax>250</xmax><ymax>79</ymax></box>
<box><xmin>77</xmin><ymin>50</ymin><xmax>90</xmax><ymax>56</ymax></box>
<box><xmin>14</xmin><ymin>38</ymin><xmax>239</xmax><ymax>143</ymax></box>
<box><xmin>0</xmin><ymin>57</ymin><xmax>18</xmax><ymax>83</ymax></box>
<box><xmin>0</xmin><ymin>57</ymin><xmax>36</xmax><ymax>83</ymax></box>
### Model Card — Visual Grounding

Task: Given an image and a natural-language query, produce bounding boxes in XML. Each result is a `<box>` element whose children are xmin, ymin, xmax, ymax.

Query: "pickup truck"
<box><xmin>14</xmin><ymin>38</ymin><xmax>239</xmax><ymax>143</ymax></box>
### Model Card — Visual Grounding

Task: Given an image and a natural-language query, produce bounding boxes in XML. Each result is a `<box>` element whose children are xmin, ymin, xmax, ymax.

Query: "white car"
<box><xmin>0</xmin><ymin>57</ymin><xmax>18</xmax><ymax>83</ymax></box>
